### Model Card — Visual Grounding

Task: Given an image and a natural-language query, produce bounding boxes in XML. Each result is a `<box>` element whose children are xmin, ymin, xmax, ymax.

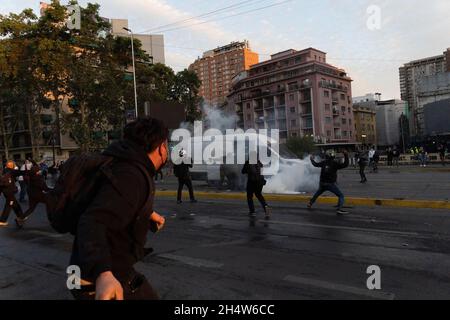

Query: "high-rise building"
<box><xmin>110</xmin><ymin>19</ymin><xmax>165</xmax><ymax>65</ymax></box>
<box><xmin>226</xmin><ymin>48</ymin><xmax>355</xmax><ymax>144</ymax></box>
<box><xmin>352</xmin><ymin>104</ymin><xmax>377</xmax><ymax>146</ymax></box>
<box><xmin>189</xmin><ymin>41</ymin><xmax>259</xmax><ymax>107</ymax></box>
<box><xmin>399</xmin><ymin>48</ymin><xmax>450</xmax><ymax>137</ymax></box>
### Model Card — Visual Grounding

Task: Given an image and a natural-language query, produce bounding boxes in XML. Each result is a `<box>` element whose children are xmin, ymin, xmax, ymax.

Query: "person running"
<box><xmin>308</xmin><ymin>150</ymin><xmax>349</xmax><ymax>215</ymax></box>
<box><xmin>16</xmin><ymin>164</ymin><xmax>51</xmax><ymax>226</ymax></box>
<box><xmin>0</xmin><ymin>161</ymin><xmax>26</xmax><ymax>227</ymax></box>
<box><xmin>70</xmin><ymin>117</ymin><xmax>168</xmax><ymax>300</ymax></box>
<box><xmin>355</xmin><ymin>149</ymin><xmax>368</xmax><ymax>183</ymax></box>
<box><xmin>173</xmin><ymin>149</ymin><xmax>197</xmax><ymax>204</ymax></box>
<box><xmin>242</xmin><ymin>151</ymin><xmax>271</xmax><ymax>219</ymax></box>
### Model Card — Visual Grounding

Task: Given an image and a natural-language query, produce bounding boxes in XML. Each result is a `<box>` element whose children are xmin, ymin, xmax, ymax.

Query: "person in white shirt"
<box><xmin>368</xmin><ymin>147</ymin><xmax>375</xmax><ymax>168</ymax></box>
<box><xmin>18</xmin><ymin>159</ymin><xmax>33</xmax><ymax>202</ymax></box>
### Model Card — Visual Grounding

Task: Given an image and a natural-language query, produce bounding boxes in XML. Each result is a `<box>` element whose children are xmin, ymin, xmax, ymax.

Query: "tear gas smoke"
<box><xmin>263</xmin><ymin>158</ymin><xmax>320</xmax><ymax>194</ymax></box>
<box><xmin>174</xmin><ymin>104</ymin><xmax>321</xmax><ymax>194</ymax></box>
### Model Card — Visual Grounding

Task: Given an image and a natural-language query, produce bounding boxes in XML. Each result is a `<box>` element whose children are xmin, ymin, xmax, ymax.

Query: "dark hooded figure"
<box><xmin>18</xmin><ymin>164</ymin><xmax>51</xmax><ymax>225</ymax></box>
<box><xmin>242</xmin><ymin>151</ymin><xmax>271</xmax><ymax>219</ymax></box>
<box><xmin>308</xmin><ymin>150</ymin><xmax>349</xmax><ymax>214</ymax></box>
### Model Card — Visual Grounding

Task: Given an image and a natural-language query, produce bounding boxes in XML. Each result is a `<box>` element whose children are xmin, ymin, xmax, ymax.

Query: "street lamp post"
<box><xmin>123</xmin><ymin>27</ymin><xmax>138</xmax><ymax>119</ymax></box>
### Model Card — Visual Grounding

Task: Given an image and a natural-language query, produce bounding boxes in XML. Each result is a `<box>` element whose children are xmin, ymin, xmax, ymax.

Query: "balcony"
<box><xmin>319</xmin><ymin>80</ymin><xmax>348</xmax><ymax>92</ymax></box>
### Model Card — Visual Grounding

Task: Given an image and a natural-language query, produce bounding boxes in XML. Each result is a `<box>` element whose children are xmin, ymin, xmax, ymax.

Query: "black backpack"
<box><xmin>45</xmin><ymin>153</ymin><xmax>153</xmax><ymax>235</ymax></box>
<box><xmin>45</xmin><ymin>153</ymin><xmax>114</xmax><ymax>235</ymax></box>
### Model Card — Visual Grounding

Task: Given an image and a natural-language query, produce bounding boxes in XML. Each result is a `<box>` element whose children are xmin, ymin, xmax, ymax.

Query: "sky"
<box><xmin>1</xmin><ymin>0</ymin><xmax>449</xmax><ymax>99</ymax></box>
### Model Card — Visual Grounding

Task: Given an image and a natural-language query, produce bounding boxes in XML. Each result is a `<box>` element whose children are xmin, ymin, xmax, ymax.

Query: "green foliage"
<box><xmin>0</xmin><ymin>2</ymin><xmax>203</xmax><ymax>154</ymax></box>
<box><xmin>286</xmin><ymin>136</ymin><xmax>317</xmax><ymax>159</ymax></box>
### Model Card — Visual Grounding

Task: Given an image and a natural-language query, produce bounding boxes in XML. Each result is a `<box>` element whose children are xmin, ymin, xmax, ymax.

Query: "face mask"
<box><xmin>157</xmin><ymin>144</ymin><xmax>168</xmax><ymax>170</ymax></box>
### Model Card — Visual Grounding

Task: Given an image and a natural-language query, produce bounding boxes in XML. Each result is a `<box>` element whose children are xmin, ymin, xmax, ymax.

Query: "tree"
<box><xmin>286</xmin><ymin>136</ymin><xmax>316</xmax><ymax>159</ymax></box>
<box><xmin>172</xmin><ymin>69</ymin><xmax>202</xmax><ymax>122</ymax></box>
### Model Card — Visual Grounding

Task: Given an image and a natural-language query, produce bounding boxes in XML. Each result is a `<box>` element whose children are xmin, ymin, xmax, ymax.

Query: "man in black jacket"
<box><xmin>70</xmin><ymin>117</ymin><xmax>168</xmax><ymax>300</ymax></box>
<box><xmin>0</xmin><ymin>161</ymin><xmax>26</xmax><ymax>227</ymax></box>
<box><xmin>308</xmin><ymin>150</ymin><xmax>349</xmax><ymax>214</ymax></box>
<box><xmin>173</xmin><ymin>149</ymin><xmax>197</xmax><ymax>204</ymax></box>
<box><xmin>242</xmin><ymin>151</ymin><xmax>271</xmax><ymax>219</ymax></box>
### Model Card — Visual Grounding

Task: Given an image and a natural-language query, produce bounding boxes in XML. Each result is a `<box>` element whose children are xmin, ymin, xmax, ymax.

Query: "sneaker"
<box><xmin>336</xmin><ymin>209</ymin><xmax>349</xmax><ymax>215</ymax></box>
<box><xmin>190</xmin><ymin>199</ymin><xmax>198</xmax><ymax>203</ymax></box>
<box><xmin>264</xmin><ymin>206</ymin><xmax>272</xmax><ymax>220</ymax></box>
<box><xmin>0</xmin><ymin>221</ymin><xmax>8</xmax><ymax>227</ymax></box>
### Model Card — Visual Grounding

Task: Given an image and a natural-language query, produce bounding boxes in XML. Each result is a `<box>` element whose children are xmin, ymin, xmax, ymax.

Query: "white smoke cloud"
<box><xmin>263</xmin><ymin>158</ymin><xmax>320</xmax><ymax>194</ymax></box>
<box><xmin>202</xmin><ymin>104</ymin><xmax>239</xmax><ymax>132</ymax></box>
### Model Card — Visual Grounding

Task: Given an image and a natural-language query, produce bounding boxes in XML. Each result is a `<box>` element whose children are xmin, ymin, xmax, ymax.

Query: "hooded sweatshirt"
<box><xmin>70</xmin><ymin>139</ymin><xmax>156</xmax><ymax>282</ymax></box>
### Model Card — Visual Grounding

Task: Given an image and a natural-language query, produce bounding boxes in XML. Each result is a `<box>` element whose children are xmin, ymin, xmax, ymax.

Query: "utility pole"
<box><xmin>123</xmin><ymin>27</ymin><xmax>138</xmax><ymax>119</ymax></box>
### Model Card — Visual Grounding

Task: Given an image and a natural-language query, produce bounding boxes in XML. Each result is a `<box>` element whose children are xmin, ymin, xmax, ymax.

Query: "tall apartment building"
<box><xmin>226</xmin><ymin>48</ymin><xmax>355</xmax><ymax>144</ymax></box>
<box><xmin>352</xmin><ymin>104</ymin><xmax>377</xmax><ymax>146</ymax></box>
<box><xmin>110</xmin><ymin>19</ymin><xmax>165</xmax><ymax>65</ymax></box>
<box><xmin>399</xmin><ymin>48</ymin><xmax>450</xmax><ymax>137</ymax></box>
<box><xmin>189</xmin><ymin>41</ymin><xmax>259</xmax><ymax>107</ymax></box>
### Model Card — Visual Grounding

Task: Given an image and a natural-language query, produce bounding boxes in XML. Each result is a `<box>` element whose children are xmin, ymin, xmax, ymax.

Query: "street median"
<box><xmin>155</xmin><ymin>190</ymin><xmax>450</xmax><ymax>210</ymax></box>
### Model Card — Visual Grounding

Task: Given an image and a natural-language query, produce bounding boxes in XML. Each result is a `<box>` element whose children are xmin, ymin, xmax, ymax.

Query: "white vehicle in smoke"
<box><xmin>171</xmin><ymin>132</ymin><xmax>319</xmax><ymax>193</ymax></box>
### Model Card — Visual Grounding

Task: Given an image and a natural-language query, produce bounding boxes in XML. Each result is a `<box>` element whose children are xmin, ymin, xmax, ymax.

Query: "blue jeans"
<box><xmin>310</xmin><ymin>182</ymin><xmax>345</xmax><ymax>209</ymax></box>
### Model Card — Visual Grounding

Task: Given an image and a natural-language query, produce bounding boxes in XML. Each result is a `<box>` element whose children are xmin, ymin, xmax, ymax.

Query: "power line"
<box><xmin>151</xmin><ymin>0</ymin><xmax>294</xmax><ymax>34</ymax></box>
<box><xmin>138</xmin><ymin>0</ymin><xmax>263</xmax><ymax>34</ymax></box>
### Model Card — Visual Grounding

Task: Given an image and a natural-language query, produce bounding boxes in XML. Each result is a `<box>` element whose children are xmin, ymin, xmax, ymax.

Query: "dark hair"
<box><xmin>124</xmin><ymin>116</ymin><xmax>169</xmax><ymax>153</ymax></box>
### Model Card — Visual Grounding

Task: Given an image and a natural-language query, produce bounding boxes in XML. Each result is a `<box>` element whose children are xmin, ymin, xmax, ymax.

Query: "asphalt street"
<box><xmin>0</xmin><ymin>194</ymin><xmax>449</xmax><ymax>300</ymax></box>
<box><xmin>154</xmin><ymin>165</ymin><xmax>450</xmax><ymax>201</ymax></box>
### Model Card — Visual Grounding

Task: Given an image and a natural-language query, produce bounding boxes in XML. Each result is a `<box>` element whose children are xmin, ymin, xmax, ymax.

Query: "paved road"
<box><xmin>0</xmin><ymin>196</ymin><xmax>449</xmax><ymax>300</ymax></box>
<box><xmin>154</xmin><ymin>165</ymin><xmax>450</xmax><ymax>201</ymax></box>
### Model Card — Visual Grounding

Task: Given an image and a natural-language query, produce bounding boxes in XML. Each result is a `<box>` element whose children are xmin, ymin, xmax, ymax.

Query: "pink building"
<box><xmin>226</xmin><ymin>48</ymin><xmax>355</xmax><ymax>144</ymax></box>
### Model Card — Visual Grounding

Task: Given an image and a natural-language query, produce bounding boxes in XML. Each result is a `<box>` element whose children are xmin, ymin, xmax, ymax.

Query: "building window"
<box><xmin>324</xmin><ymin>90</ymin><xmax>329</xmax><ymax>98</ymax></box>
<box><xmin>340</xmin><ymin>93</ymin><xmax>345</xmax><ymax>100</ymax></box>
<box><xmin>343</xmin><ymin>131</ymin><xmax>347</xmax><ymax>137</ymax></box>
<box><xmin>291</xmin><ymin>132</ymin><xmax>298</xmax><ymax>137</ymax></box>
<box><xmin>289</xmin><ymin>94</ymin><xmax>294</xmax><ymax>101</ymax></box>
<box><xmin>325</xmin><ymin>104</ymin><xmax>331</xmax><ymax>111</ymax></box>
<box><xmin>325</xmin><ymin>117</ymin><xmax>332</xmax><ymax>124</ymax></box>
<box><xmin>349</xmin><ymin>119</ymin><xmax>352</xmax><ymax>126</ymax></box>
<box><xmin>246</xmin><ymin>103</ymin><xmax>251</xmax><ymax>109</ymax></box>
<box><xmin>291</xmin><ymin>119</ymin><xmax>297</xmax><ymax>127</ymax></box>
<box><xmin>327</xmin><ymin>130</ymin><xmax>331</xmax><ymax>137</ymax></box>
<box><xmin>350</xmin><ymin>131</ymin><xmax>352</xmax><ymax>137</ymax></box>
<box><xmin>290</xmin><ymin>107</ymin><xmax>296</xmax><ymax>113</ymax></box>
<box><xmin>341</xmin><ymin>106</ymin><xmax>346</xmax><ymax>114</ymax></box>
<box><xmin>342</xmin><ymin>118</ymin><xmax>347</xmax><ymax>125</ymax></box>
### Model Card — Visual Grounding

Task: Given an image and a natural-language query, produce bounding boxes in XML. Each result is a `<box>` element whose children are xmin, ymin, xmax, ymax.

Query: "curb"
<box><xmin>155</xmin><ymin>190</ymin><xmax>450</xmax><ymax>210</ymax></box>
